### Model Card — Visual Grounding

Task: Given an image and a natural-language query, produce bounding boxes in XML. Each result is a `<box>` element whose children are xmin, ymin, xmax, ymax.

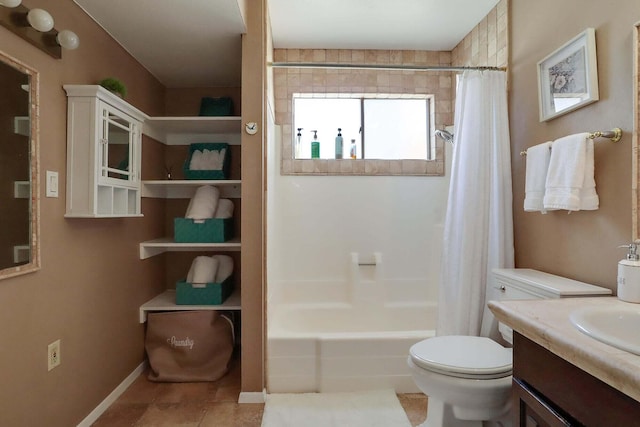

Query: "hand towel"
<box><xmin>543</xmin><ymin>133</ymin><xmax>590</xmax><ymax>211</ymax></box>
<box><xmin>523</xmin><ymin>141</ymin><xmax>552</xmax><ymax>213</ymax></box>
<box><xmin>213</xmin><ymin>148</ymin><xmax>226</xmax><ymax>170</ymax></box>
<box><xmin>185</xmin><ymin>185</ymin><xmax>219</xmax><ymax>219</ymax></box>
<box><xmin>189</xmin><ymin>150</ymin><xmax>204</xmax><ymax>170</ymax></box>
<box><xmin>579</xmin><ymin>138</ymin><xmax>599</xmax><ymax>210</ymax></box>
<box><xmin>186</xmin><ymin>256</ymin><xmax>219</xmax><ymax>284</ymax></box>
<box><xmin>214</xmin><ymin>198</ymin><xmax>234</xmax><ymax>219</ymax></box>
<box><xmin>212</xmin><ymin>255</ymin><xmax>234</xmax><ymax>282</ymax></box>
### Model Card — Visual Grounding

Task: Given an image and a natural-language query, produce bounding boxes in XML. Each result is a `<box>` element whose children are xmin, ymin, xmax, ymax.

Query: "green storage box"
<box><xmin>183</xmin><ymin>142</ymin><xmax>230</xmax><ymax>180</ymax></box>
<box><xmin>175</xmin><ymin>276</ymin><xmax>234</xmax><ymax>305</ymax></box>
<box><xmin>174</xmin><ymin>217</ymin><xmax>233</xmax><ymax>243</ymax></box>
<box><xmin>199</xmin><ymin>96</ymin><xmax>233</xmax><ymax>116</ymax></box>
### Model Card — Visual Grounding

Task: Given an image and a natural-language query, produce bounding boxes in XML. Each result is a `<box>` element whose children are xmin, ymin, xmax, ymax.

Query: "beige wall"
<box><xmin>240</xmin><ymin>0</ymin><xmax>266</xmax><ymax>392</ymax></box>
<box><xmin>510</xmin><ymin>0</ymin><xmax>637</xmax><ymax>289</ymax></box>
<box><xmin>0</xmin><ymin>1</ymin><xmax>166</xmax><ymax>425</ymax></box>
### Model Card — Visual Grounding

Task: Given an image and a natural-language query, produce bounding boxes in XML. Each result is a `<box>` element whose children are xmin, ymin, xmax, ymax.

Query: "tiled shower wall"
<box><xmin>273</xmin><ymin>49</ymin><xmax>453</xmax><ymax>176</ymax></box>
<box><xmin>272</xmin><ymin>0</ymin><xmax>508</xmax><ymax>176</ymax></box>
<box><xmin>452</xmin><ymin>0</ymin><xmax>508</xmax><ymax>68</ymax></box>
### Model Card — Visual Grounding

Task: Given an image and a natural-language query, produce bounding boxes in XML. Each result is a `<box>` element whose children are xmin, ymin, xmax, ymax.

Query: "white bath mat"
<box><xmin>261</xmin><ymin>389</ymin><xmax>412</xmax><ymax>427</ymax></box>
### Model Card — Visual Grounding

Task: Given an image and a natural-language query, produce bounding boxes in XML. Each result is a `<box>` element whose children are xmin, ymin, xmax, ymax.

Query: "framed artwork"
<box><xmin>537</xmin><ymin>28</ymin><xmax>599</xmax><ymax>122</ymax></box>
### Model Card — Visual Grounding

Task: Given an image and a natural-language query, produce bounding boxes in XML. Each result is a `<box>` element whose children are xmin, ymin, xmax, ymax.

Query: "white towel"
<box><xmin>188</xmin><ymin>148</ymin><xmax>225</xmax><ymax>170</ymax></box>
<box><xmin>212</xmin><ymin>255</ymin><xmax>234</xmax><ymax>282</ymax></box>
<box><xmin>186</xmin><ymin>256</ymin><xmax>219</xmax><ymax>284</ymax></box>
<box><xmin>214</xmin><ymin>199</ymin><xmax>234</xmax><ymax>219</ymax></box>
<box><xmin>524</xmin><ymin>141</ymin><xmax>552</xmax><ymax>213</ymax></box>
<box><xmin>189</xmin><ymin>150</ymin><xmax>204</xmax><ymax>170</ymax></box>
<box><xmin>185</xmin><ymin>185</ymin><xmax>219</xmax><ymax>220</ymax></box>
<box><xmin>543</xmin><ymin>133</ymin><xmax>595</xmax><ymax>211</ymax></box>
<box><xmin>579</xmin><ymin>138</ymin><xmax>599</xmax><ymax>210</ymax></box>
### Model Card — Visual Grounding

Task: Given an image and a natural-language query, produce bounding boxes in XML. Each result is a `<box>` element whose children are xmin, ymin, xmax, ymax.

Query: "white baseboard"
<box><xmin>77</xmin><ymin>361</ymin><xmax>147</xmax><ymax>427</ymax></box>
<box><xmin>238</xmin><ymin>390</ymin><xmax>266</xmax><ymax>404</ymax></box>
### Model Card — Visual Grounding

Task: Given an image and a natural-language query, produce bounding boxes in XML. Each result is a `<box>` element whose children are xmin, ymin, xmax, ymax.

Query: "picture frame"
<box><xmin>537</xmin><ymin>28</ymin><xmax>599</xmax><ymax>122</ymax></box>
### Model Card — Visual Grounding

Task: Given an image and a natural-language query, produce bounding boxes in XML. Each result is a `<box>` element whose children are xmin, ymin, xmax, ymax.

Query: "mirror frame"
<box><xmin>0</xmin><ymin>49</ymin><xmax>40</xmax><ymax>280</ymax></box>
<box><xmin>634</xmin><ymin>23</ymin><xmax>640</xmax><ymax>241</ymax></box>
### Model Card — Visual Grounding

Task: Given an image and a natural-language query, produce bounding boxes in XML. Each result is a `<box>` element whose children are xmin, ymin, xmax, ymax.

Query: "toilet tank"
<box><xmin>492</xmin><ymin>268</ymin><xmax>611</xmax><ymax>343</ymax></box>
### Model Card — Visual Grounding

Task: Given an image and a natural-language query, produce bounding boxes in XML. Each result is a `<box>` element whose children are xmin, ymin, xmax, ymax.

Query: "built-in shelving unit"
<box><xmin>139</xmin><ymin>237</ymin><xmax>241</xmax><ymax>259</ymax></box>
<box><xmin>139</xmin><ymin>289</ymin><xmax>241</xmax><ymax>323</ymax></box>
<box><xmin>144</xmin><ymin>116</ymin><xmax>241</xmax><ymax>145</ymax></box>
<box><xmin>138</xmin><ymin>114</ymin><xmax>242</xmax><ymax>321</ymax></box>
<box><xmin>142</xmin><ymin>179</ymin><xmax>241</xmax><ymax>199</ymax></box>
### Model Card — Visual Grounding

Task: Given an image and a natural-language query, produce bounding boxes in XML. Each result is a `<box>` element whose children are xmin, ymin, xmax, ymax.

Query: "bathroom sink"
<box><xmin>569</xmin><ymin>305</ymin><xmax>640</xmax><ymax>356</ymax></box>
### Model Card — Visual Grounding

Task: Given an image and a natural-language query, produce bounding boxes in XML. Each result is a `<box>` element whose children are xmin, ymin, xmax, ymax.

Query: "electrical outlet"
<box><xmin>48</xmin><ymin>339</ymin><xmax>61</xmax><ymax>371</ymax></box>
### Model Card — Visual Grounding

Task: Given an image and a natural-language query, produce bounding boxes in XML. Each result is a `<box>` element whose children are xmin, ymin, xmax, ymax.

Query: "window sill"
<box><xmin>280</xmin><ymin>159</ymin><xmax>444</xmax><ymax>176</ymax></box>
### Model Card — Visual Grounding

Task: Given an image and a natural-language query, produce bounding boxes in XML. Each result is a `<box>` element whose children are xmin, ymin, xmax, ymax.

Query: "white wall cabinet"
<box><xmin>64</xmin><ymin>85</ymin><xmax>146</xmax><ymax>218</ymax></box>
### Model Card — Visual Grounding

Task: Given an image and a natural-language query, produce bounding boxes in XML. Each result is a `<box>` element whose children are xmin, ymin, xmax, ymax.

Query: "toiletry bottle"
<box><xmin>296</xmin><ymin>128</ymin><xmax>303</xmax><ymax>159</ymax></box>
<box><xmin>350</xmin><ymin>139</ymin><xmax>357</xmax><ymax>159</ymax></box>
<box><xmin>335</xmin><ymin>128</ymin><xmax>343</xmax><ymax>159</ymax></box>
<box><xmin>311</xmin><ymin>130</ymin><xmax>320</xmax><ymax>159</ymax></box>
<box><xmin>617</xmin><ymin>243</ymin><xmax>640</xmax><ymax>303</ymax></box>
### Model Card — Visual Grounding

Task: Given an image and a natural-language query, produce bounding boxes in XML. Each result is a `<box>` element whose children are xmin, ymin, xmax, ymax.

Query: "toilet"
<box><xmin>408</xmin><ymin>268</ymin><xmax>612</xmax><ymax>427</ymax></box>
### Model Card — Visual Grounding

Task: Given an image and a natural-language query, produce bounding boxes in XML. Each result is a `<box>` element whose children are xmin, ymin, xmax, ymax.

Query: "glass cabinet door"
<box><xmin>98</xmin><ymin>102</ymin><xmax>138</xmax><ymax>183</ymax></box>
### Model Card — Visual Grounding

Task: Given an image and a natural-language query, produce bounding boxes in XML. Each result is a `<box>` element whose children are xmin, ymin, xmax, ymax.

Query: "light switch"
<box><xmin>46</xmin><ymin>170</ymin><xmax>58</xmax><ymax>198</ymax></box>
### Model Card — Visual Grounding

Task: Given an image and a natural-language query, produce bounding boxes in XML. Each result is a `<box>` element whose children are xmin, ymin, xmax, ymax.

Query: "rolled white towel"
<box><xmin>202</xmin><ymin>149</ymin><xmax>215</xmax><ymax>169</ymax></box>
<box><xmin>186</xmin><ymin>257</ymin><xmax>198</xmax><ymax>283</ymax></box>
<box><xmin>185</xmin><ymin>185</ymin><xmax>219</xmax><ymax>220</ymax></box>
<box><xmin>189</xmin><ymin>149</ymin><xmax>204</xmax><ymax>170</ymax></box>
<box><xmin>187</xmin><ymin>256</ymin><xmax>219</xmax><ymax>284</ymax></box>
<box><xmin>212</xmin><ymin>255</ymin><xmax>234</xmax><ymax>282</ymax></box>
<box><xmin>212</xmin><ymin>148</ymin><xmax>226</xmax><ymax>170</ymax></box>
<box><xmin>214</xmin><ymin>198</ymin><xmax>234</xmax><ymax>219</ymax></box>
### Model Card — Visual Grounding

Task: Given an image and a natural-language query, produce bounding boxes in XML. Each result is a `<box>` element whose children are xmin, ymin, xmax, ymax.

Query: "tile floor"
<box><xmin>92</xmin><ymin>357</ymin><xmax>428</xmax><ymax>426</ymax></box>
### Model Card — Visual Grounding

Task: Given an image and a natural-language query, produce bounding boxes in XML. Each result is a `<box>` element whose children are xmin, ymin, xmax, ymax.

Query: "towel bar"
<box><xmin>520</xmin><ymin>128</ymin><xmax>622</xmax><ymax>156</ymax></box>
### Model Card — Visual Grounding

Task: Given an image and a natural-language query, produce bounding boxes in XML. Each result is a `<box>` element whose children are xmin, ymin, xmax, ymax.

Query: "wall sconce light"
<box><xmin>0</xmin><ymin>0</ymin><xmax>22</xmax><ymax>8</ymax></box>
<box><xmin>26</xmin><ymin>8</ymin><xmax>53</xmax><ymax>32</ymax></box>
<box><xmin>0</xmin><ymin>2</ymin><xmax>80</xmax><ymax>59</ymax></box>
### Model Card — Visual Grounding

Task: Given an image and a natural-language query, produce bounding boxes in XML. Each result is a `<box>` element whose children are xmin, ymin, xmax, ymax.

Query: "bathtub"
<box><xmin>267</xmin><ymin>301</ymin><xmax>436</xmax><ymax>393</ymax></box>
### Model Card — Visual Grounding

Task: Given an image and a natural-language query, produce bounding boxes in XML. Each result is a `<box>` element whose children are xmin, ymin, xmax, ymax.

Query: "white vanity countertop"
<box><xmin>488</xmin><ymin>297</ymin><xmax>640</xmax><ymax>403</ymax></box>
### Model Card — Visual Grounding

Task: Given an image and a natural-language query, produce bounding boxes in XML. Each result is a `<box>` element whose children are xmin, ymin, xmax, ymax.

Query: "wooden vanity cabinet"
<box><xmin>512</xmin><ymin>332</ymin><xmax>640</xmax><ymax>427</ymax></box>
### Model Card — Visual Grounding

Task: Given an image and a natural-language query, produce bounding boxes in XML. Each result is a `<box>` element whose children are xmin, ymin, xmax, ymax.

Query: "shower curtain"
<box><xmin>437</xmin><ymin>70</ymin><xmax>514</xmax><ymax>338</ymax></box>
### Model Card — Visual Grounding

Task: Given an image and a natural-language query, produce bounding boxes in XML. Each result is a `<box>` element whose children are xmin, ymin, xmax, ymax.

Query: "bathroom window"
<box><xmin>292</xmin><ymin>94</ymin><xmax>433</xmax><ymax>160</ymax></box>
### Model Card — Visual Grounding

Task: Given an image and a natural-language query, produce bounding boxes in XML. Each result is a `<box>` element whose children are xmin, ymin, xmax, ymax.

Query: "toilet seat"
<box><xmin>409</xmin><ymin>336</ymin><xmax>512</xmax><ymax>380</ymax></box>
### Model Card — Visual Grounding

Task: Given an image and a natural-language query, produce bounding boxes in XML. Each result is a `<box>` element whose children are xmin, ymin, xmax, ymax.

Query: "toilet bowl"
<box><xmin>408</xmin><ymin>336</ymin><xmax>512</xmax><ymax>427</ymax></box>
<box><xmin>408</xmin><ymin>268</ymin><xmax>612</xmax><ymax>427</ymax></box>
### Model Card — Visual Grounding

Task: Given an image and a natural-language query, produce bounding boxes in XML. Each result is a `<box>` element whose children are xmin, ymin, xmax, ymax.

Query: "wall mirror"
<box><xmin>0</xmin><ymin>49</ymin><xmax>40</xmax><ymax>280</ymax></box>
<box><xmin>634</xmin><ymin>23</ymin><xmax>640</xmax><ymax>241</ymax></box>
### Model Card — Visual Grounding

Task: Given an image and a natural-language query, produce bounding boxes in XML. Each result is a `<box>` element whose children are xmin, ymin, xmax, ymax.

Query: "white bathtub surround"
<box><xmin>261</xmin><ymin>389</ymin><xmax>411</xmax><ymax>427</ymax></box>
<box><xmin>266</xmin><ymin>108</ymin><xmax>453</xmax><ymax>396</ymax></box>
<box><xmin>267</xmin><ymin>301</ymin><xmax>436</xmax><ymax>393</ymax></box>
<box><xmin>438</xmin><ymin>70</ymin><xmax>514</xmax><ymax>338</ymax></box>
<box><xmin>350</xmin><ymin>252</ymin><xmax>385</xmax><ymax>305</ymax></box>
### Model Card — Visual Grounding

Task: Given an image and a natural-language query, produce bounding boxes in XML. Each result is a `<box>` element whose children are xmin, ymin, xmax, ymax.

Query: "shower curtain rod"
<box><xmin>268</xmin><ymin>62</ymin><xmax>506</xmax><ymax>72</ymax></box>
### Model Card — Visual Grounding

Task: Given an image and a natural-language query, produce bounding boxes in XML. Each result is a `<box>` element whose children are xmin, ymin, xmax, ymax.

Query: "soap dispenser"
<box><xmin>617</xmin><ymin>242</ymin><xmax>640</xmax><ymax>303</ymax></box>
<box><xmin>335</xmin><ymin>128</ymin><xmax>343</xmax><ymax>159</ymax></box>
<box><xmin>311</xmin><ymin>130</ymin><xmax>320</xmax><ymax>159</ymax></box>
<box><xmin>295</xmin><ymin>128</ymin><xmax>303</xmax><ymax>159</ymax></box>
